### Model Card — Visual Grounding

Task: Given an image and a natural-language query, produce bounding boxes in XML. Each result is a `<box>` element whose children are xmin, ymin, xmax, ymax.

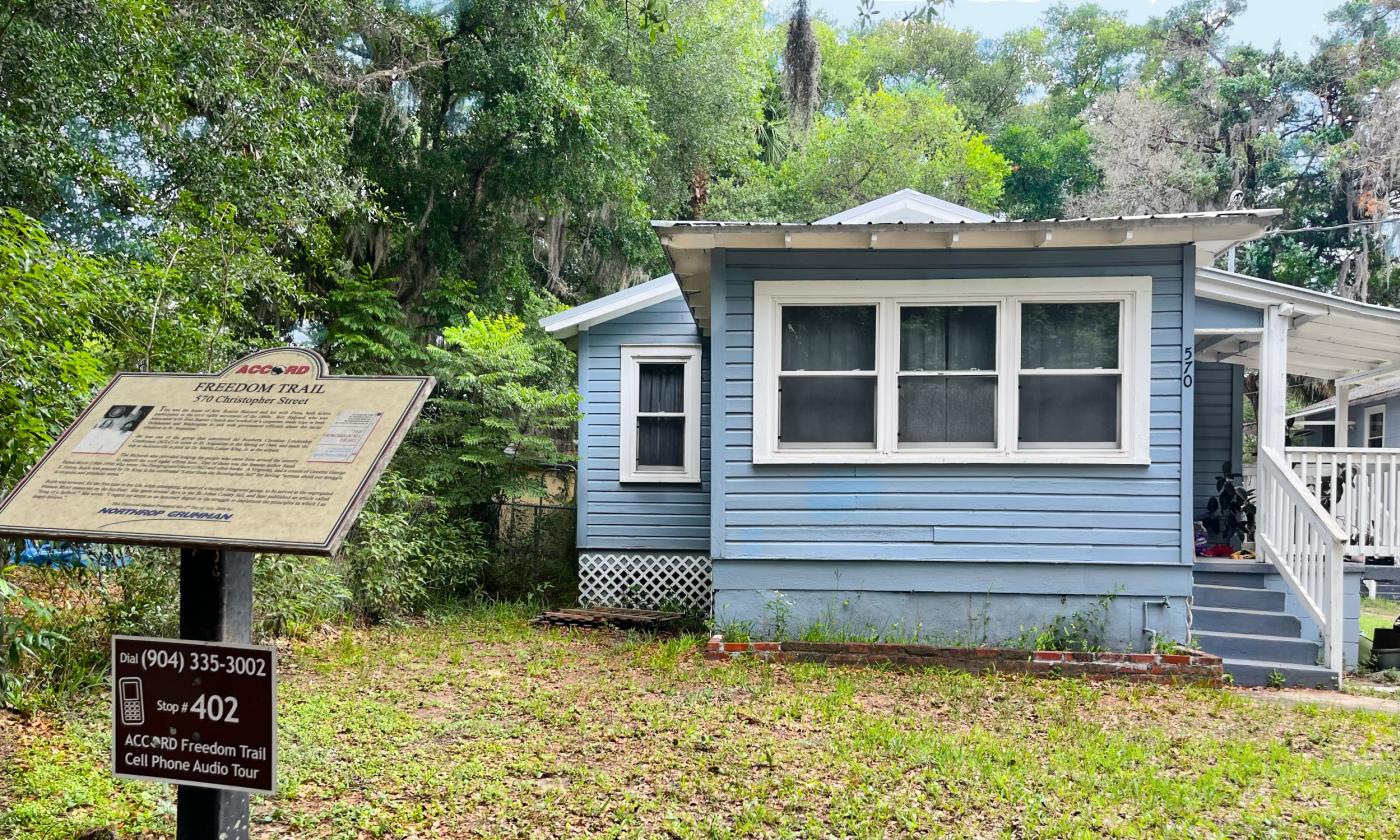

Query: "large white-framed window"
<box><xmin>752</xmin><ymin>277</ymin><xmax>1153</xmax><ymax>464</ymax></box>
<box><xmin>620</xmin><ymin>345</ymin><xmax>702</xmax><ymax>483</ymax></box>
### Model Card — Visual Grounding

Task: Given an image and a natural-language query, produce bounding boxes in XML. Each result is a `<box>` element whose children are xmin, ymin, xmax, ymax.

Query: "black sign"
<box><xmin>111</xmin><ymin>635</ymin><xmax>276</xmax><ymax>794</ymax></box>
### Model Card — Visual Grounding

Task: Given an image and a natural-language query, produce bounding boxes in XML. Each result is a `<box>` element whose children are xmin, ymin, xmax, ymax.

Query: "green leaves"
<box><xmin>712</xmin><ymin>86</ymin><xmax>1011</xmax><ymax>221</ymax></box>
<box><xmin>0</xmin><ymin>210</ymin><xmax>124</xmax><ymax>491</ymax></box>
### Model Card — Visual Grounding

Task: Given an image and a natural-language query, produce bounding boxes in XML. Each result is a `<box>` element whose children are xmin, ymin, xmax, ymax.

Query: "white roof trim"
<box><xmin>815</xmin><ymin>188</ymin><xmax>996</xmax><ymax>225</ymax></box>
<box><xmin>1196</xmin><ymin>266</ymin><xmax>1400</xmax><ymax>324</ymax></box>
<box><xmin>538</xmin><ymin>274</ymin><xmax>683</xmax><ymax>339</ymax></box>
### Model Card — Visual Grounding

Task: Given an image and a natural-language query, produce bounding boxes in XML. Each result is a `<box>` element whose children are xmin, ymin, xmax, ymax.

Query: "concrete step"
<box><xmin>1191</xmin><ymin>606</ymin><xmax>1301</xmax><ymax>637</ymax></box>
<box><xmin>1194</xmin><ymin>629</ymin><xmax>1321</xmax><ymax>666</ymax></box>
<box><xmin>1192</xmin><ymin>584</ymin><xmax>1286</xmax><ymax>612</ymax></box>
<box><xmin>1219</xmin><ymin>657</ymin><xmax>1339</xmax><ymax>689</ymax></box>
<box><xmin>1193</xmin><ymin>570</ymin><xmax>1268</xmax><ymax>589</ymax></box>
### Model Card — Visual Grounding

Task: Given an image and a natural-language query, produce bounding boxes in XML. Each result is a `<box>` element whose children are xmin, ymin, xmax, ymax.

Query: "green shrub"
<box><xmin>0</xmin><ymin>562</ymin><xmax>66</xmax><ymax>708</ymax></box>
<box><xmin>253</xmin><ymin>553</ymin><xmax>351</xmax><ymax>639</ymax></box>
<box><xmin>341</xmin><ymin>473</ymin><xmax>487</xmax><ymax>623</ymax></box>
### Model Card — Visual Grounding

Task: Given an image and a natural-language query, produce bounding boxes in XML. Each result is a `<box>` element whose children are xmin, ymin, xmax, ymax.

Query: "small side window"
<box><xmin>620</xmin><ymin>346</ymin><xmax>701</xmax><ymax>482</ymax></box>
<box><xmin>1366</xmin><ymin>406</ymin><xmax>1386</xmax><ymax>449</ymax></box>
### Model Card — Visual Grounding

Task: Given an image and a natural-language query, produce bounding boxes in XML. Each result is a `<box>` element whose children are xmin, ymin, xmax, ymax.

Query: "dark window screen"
<box><xmin>637</xmin><ymin>417</ymin><xmax>685</xmax><ymax>467</ymax></box>
<box><xmin>898</xmin><ymin>376</ymin><xmax>997</xmax><ymax>444</ymax></box>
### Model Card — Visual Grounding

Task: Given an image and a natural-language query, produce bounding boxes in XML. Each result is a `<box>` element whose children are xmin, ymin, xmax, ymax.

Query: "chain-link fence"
<box><xmin>485</xmin><ymin>500</ymin><xmax>577</xmax><ymax>602</ymax></box>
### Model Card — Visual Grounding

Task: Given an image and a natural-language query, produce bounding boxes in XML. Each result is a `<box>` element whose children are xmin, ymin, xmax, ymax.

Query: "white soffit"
<box><xmin>538</xmin><ymin>273</ymin><xmax>683</xmax><ymax>339</ymax></box>
<box><xmin>1195</xmin><ymin>266</ymin><xmax>1400</xmax><ymax>383</ymax></box>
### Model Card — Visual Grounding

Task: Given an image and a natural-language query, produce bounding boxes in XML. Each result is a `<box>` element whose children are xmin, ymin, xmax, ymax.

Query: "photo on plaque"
<box><xmin>72</xmin><ymin>405</ymin><xmax>154</xmax><ymax>455</ymax></box>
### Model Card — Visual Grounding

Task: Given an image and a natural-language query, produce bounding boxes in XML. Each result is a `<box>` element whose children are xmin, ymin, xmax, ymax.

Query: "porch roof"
<box><xmin>1194</xmin><ymin>266</ymin><xmax>1400</xmax><ymax>383</ymax></box>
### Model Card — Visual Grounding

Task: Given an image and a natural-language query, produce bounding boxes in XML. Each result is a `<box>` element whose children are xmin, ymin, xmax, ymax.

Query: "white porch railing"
<box><xmin>1256</xmin><ymin>447</ymin><xmax>1347</xmax><ymax>676</ymax></box>
<box><xmin>1286</xmin><ymin>447</ymin><xmax>1400</xmax><ymax>558</ymax></box>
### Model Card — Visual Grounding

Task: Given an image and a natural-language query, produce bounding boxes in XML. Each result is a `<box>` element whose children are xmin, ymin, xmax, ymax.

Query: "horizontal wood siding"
<box><xmin>1192</xmin><ymin>362</ymin><xmax>1243</xmax><ymax>519</ymax></box>
<box><xmin>718</xmin><ymin>246</ymin><xmax>1191</xmax><ymax>569</ymax></box>
<box><xmin>579</xmin><ymin>296</ymin><xmax>710</xmax><ymax>551</ymax></box>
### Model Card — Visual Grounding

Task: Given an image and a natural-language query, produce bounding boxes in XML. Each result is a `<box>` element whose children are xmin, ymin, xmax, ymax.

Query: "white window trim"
<box><xmin>752</xmin><ymin>277</ymin><xmax>1153</xmax><ymax>465</ymax></box>
<box><xmin>620</xmin><ymin>344</ymin><xmax>702</xmax><ymax>483</ymax></box>
<box><xmin>1364</xmin><ymin>404</ymin><xmax>1386</xmax><ymax>448</ymax></box>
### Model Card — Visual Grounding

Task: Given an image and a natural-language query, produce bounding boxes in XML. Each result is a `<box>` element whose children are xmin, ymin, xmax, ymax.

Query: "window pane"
<box><xmin>1020</xmin><ymin>303</ymin><xmax>1120</xmax><ymax>369</ymax></box>
<box><xmin>638</xmin><ymin>363</ymin><xmax>684</xmax><ymax>413</ymax></box>
<box><xmin>1019</xmin><ymin>375</ymin><xmax>1120</xmax><ymax>445</ymax></box>
<box><xmin>637</xmin><ymin>417</ymin><xmax>685</xmax><ymax>467</ymax></box>
<box><xmin>779</xmin><ymin>377</ymin><xmax>875</xmax><ymax>444</ymax></box>
<box><xmin>781</xmin><ymin>306</ymin><xmax>876</xmax><ymax>371</ymax></box>
<box><xmin>900</xmin><ymin>306</ymin><xmax>996</xmax><ymax>371</ymax></box>
<box><xmin>898</xmin><ymin>376</ymin><xmax>996</xmax><ymax>445</ymax></box>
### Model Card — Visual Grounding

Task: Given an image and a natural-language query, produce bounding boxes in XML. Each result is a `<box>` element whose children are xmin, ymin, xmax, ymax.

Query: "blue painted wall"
<box><xmin>707</xmin><ymin>245</ymin><xmax>1195</xmax><ymax>646</ymax></box>
<box><xmin>1192</xmin><ymin>362</ymin><xmax>1244</xmax><ymax>519</ymax></box>
<box><xmin>1195</xmin><ymin>298</ymin><xmax>1263</xmax><ymax>330</ymax></box>
<box><xmin>576</xmin><ymin>294</ymin><xmax>711</xmax><ymax>552</ymax></box>
<box><xmin>1347</xmin><ymin>395</ymin><xmax>1400</xmax><ymax>448</ymax></box>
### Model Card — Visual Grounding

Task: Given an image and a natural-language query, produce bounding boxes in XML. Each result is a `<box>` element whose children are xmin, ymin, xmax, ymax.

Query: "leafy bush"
<box><xmin>0</xmin><ymin>562</ymin><xmax>67</xmax><ymax>708</ymax></box>
<box><xmin>403</xmin><ymin>309</ymin><xmax>579</xmax><ymax>513</ymax></box>
<box><xmin>341</xmin><ymin>473</ymin><xmax>487</xmax><ymax>623</ymax></box>
<box><xmin>1009</xmin><ymin>594</ymin><xmax>1115</xmax><ymax>653</ymax></box>
<box><xmin>253</xmin><ymin>554</ymin><xmax>351</xmax><ymax>639</ymax></box>
<box><xmin>0</xmin><ymin>546</ymin><xmax>180</xmax><ymax>709</ymax></box>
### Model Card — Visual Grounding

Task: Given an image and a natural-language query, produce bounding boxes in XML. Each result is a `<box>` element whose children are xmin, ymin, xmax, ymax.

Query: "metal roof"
<box><xmin>538</xmin><ymin>273</ymin><xmax>684</xmax><ymax>339</ymax></box>
<box><xmin>814</xmin><ymin>188</ymin><xmax>996</xmax><ymax>224</ymax></box>
<box><xmin>1291</xmin><ymin>377</ymin><xmax>1400</xmax><ymax>419</ymax></box>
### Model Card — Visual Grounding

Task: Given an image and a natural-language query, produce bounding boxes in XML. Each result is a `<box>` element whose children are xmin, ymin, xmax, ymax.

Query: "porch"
<box><xmin>1193</xmin><ymin>267</ymin><xmax>1400</xmax><ymax>684</ymax></box>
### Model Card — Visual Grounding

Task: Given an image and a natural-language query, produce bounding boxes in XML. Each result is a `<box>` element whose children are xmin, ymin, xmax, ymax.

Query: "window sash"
<box><xmin>1366</xmin><ymin>407</ymin><xmax>1386</xmax><ymax>448</ymax></box>
<box><xmin>620</xmin><ymin>345</ymin><xmax>701</xmax><ymax>482</ymax></box>
<box><xmin>752</xmin><ymin>278</ymin><xmax>1151</xmax><ymax>464</ymax></box>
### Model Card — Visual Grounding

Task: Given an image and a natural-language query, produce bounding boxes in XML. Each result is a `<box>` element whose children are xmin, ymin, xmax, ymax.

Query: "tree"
<box><xmin>1065</xmin><ymin>89</ymin><xmax>1216</xmax><ymax>216</ymax></box>
<box><xmin>711</xmin><ymin>86</ymin><xmax>1010</xmax><ymax>220</ymax></box>
<box><xmin>0</xmin><ymin>211</ymin><xmax>125</xmax><ymax>490</ymax></box>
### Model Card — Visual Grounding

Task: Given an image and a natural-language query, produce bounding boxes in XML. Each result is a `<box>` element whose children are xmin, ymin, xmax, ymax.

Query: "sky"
<box><xmin>789</xmin><ymin>0</ymin><xmax>1339</xmax><ymax>58</ymax></box>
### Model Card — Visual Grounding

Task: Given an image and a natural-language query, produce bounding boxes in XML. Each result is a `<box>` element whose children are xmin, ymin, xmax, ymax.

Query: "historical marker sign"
<box><xmin>0</xmin><ymin>347</ymin><xmax>433</xmax><ymax>554</ymax></box>
<box><xmin>112</xmin><ymin>636</ymin><xmax>276</xmax><ymax>794</ymax></box>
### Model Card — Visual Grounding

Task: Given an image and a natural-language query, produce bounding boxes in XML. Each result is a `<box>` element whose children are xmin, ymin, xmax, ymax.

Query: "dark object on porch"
<box><xmin>531</xmin><ymin>607</ymin><xmax>684</xmax><ymax>630</ymax></box>
<box><xmin>1202</xmin><ymin>461</ymin><xmax>1256</xmax><ymax>548</ymax></box>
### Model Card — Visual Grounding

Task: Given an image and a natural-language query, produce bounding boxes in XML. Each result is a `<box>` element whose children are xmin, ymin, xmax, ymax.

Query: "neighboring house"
<box><xmin>541</xmin><ymin>189</ymin><xmax>1400</xmax><ymax>687</ymax></box>
<box><xmin>1290</xmin><ymin>377</ymin><xmax>1400</xmax><ymax>449</ymax></box>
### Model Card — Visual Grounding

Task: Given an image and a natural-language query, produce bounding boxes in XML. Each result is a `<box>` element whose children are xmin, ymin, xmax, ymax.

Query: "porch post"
<box><xmin>1259</xmin><ymin>304</ymin><xmax>1291</xmax><ymax>454</ymax></box>
<box><xmin>1334</xmin><ymin>381</ymin><xmax>1350</xmax><ymax>447</ymax></box>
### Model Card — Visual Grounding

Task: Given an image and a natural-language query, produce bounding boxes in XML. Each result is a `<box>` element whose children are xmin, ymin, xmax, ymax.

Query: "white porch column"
<box><xmin>1258</xmin><ymin>304</ymin><xmax>1292</xmax><ymax>454</ymax></box>
<box><xmin>1334</xmin><ymin>381</ymin><xmax>1351</xmax><ymax>447</ymax></box>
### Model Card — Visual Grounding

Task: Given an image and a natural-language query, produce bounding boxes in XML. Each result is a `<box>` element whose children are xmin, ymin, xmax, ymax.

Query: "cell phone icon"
<box><xmin>118</xmin><ymin>677</ymin><xmax>144</xmax><ymax>725</ymax></box>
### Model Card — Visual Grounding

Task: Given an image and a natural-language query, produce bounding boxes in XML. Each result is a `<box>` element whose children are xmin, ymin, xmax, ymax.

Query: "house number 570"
<box><xmin>1182</xmin><ymin>347</ymin><xmax>1194</xmax><ymax>388</ymax></box>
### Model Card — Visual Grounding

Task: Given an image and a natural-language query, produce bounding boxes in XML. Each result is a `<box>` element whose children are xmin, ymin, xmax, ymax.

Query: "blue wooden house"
<box><xmin>542</xmin><ymin>190</ymin><xmax>1400</xmax><ymax>687</ymax></box>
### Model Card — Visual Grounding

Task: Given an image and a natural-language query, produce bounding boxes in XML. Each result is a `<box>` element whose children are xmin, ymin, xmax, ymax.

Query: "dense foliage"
<box><xmin>7</xmin><ymin>1</ymin><xmax>1400</xmax><ymax>703</ymax></box>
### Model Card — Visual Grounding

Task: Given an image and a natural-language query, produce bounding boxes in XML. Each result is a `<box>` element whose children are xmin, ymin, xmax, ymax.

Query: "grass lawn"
<box><xmin>4</xmin><ymin>604</ymin><xmax>1400</xmax><ymax>839</ymax></box>
<box><xmin>1362</xmin><ymin>597</ymin><xmax>1398</xmax><ymax>639</ymax></box>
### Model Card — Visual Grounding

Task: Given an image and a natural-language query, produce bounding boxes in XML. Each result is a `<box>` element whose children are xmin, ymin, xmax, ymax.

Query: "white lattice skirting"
<box><xmin>578</xmin><ymin>552</ymin><xmax>713</xmax><ymax>615</ymax></box>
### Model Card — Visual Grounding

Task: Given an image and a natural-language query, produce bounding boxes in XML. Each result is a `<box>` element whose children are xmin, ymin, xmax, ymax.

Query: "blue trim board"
<box><xmin>710</xmin><ymin>248</ymin><xmax>728</xmax><ymax>558</ymax></box>
<box><xmin>575</xmin><ymin>328</ymin><xmax>590</xmax><ymax>549</ymax></box>
<box><xmin>1180</xmin><ymin>245</ymin><xmax>1195</xmax><ymax>565</ymax></box>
